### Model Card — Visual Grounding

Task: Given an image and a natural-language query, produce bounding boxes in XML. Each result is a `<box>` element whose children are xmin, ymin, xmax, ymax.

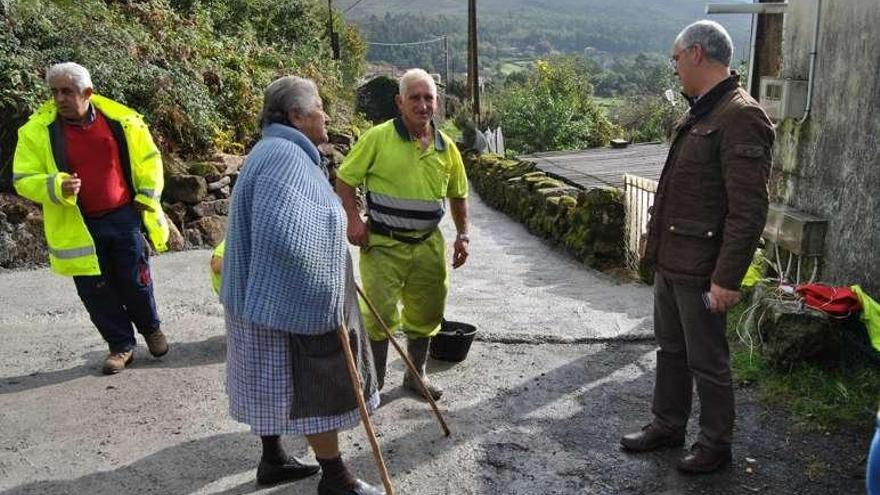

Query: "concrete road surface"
<box><xmin>0</xmin><ymin>191</ymin><xmax>865</xmax><ymax>494</ymax></box>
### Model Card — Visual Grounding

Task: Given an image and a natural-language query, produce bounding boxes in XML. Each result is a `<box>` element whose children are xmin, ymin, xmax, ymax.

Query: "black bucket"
<box><xmin>430</xmin><ymin>319</ymin><xmax>478</xmax><ymax>362</ymax></box>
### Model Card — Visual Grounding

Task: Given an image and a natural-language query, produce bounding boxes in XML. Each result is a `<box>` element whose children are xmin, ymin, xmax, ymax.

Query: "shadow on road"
<box><xmin>0</xmin><ymin>335</ymin><xmax>227</xmax><ymax>396</ymax></box>
<box><xmin>0</xmin><ymin>431</ymin><xmax>274</xmax><ymax>495</ymax></box>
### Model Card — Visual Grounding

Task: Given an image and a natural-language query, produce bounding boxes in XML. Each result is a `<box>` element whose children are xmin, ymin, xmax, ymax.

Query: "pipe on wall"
<box><xmin>797</xmin><ymin>0</ymin><xmax>822</xmax><ymax>125</ymax></box>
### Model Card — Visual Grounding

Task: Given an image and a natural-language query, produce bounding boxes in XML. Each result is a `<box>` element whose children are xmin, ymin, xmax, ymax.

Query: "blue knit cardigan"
<box><xmin>220</xmin><ymin>123</ymin><xmax>347</xmax><ymax>335</ymax></box>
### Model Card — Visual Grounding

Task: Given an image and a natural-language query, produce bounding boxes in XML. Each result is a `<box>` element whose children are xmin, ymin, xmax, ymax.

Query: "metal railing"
<box><xmin>623</xmin><ymin>173</ymin><xmax>658</xmax><ymax>269</ymax></box>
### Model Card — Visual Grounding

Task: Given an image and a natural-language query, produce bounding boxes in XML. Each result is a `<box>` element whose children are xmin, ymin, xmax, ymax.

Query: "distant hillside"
<box><xmin>344</xmin><ymin>0</ymin><xmax>751</xmax><ymax>76</ymax></box>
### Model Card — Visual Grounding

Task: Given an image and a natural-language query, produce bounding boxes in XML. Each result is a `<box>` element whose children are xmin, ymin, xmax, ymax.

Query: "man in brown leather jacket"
<box><xmin>620</xmin><ymin>20</ymin><xmax>774</xmax><ymax>474</ymax></box>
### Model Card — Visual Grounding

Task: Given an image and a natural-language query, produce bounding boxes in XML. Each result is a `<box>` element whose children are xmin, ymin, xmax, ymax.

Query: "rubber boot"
<box><xmin>403</xmin><ymin>337</ymin><xmax>443</xmax><ymax>400</ymax></box>
<box><xmin>370</xmin><ymin>339</ymin><xmax>388</xmax><ymax>391</ymax></box>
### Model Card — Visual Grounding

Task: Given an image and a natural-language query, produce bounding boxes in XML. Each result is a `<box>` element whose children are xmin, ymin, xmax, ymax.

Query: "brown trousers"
<box><xmin>651</xmin><ymin>271</ymin><xmax>734</xmax><ymax>451</ymax></box>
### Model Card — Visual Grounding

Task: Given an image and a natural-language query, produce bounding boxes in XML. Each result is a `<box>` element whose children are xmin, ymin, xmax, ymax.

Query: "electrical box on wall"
<box><xmin>762</xmin><ymin>203</ymin><xmax>827</xmax><ymax>256</ymax></box>
<box><xmin>759</xmin><ymin>77</ymin><xmax>808</xmax><ymax>121</ymax></box>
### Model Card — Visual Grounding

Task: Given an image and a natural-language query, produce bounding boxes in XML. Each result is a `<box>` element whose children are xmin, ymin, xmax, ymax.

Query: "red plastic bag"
<box><xmin>796</xmin><ymin>283</ymin><xmax>862</xmax><ymax>317</ymax></box>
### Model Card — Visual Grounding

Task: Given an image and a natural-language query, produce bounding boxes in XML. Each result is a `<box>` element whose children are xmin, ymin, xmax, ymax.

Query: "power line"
<box><xmin>343</xmin><ymin>0</ymin><xmax>369</xmax><ymax>13</ymax></box>
<box><xmin>366</xmin><ymin>37</ymin><xmax>445</xmax><ymax>47</ymax></box>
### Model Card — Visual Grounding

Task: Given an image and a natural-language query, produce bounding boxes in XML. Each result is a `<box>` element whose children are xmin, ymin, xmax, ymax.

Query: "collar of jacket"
<box><xmin>63</xmin><ymin>103</ymin><xmax>97</xmax><ymax>127</ymax></box>
<box><xmin>392</xmin><ymin>117</ymin><xmax>446</xmax><ymax>151</ymax></box>
<box><xmin>686</xmin><ymin>72</ymin><xmax>740</xmax><ymax>119</ymax></box>
<box><xmin>262</xmin><ymin>122</ymin><xmax>321</xmax><ymax>167</ymax></box>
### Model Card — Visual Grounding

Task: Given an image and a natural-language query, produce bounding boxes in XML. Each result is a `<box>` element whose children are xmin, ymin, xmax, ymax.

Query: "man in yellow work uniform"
<box><xmin>336</xmin><ymin>68</ymin><xmax>469</xmax><ymax>401</ymax></box>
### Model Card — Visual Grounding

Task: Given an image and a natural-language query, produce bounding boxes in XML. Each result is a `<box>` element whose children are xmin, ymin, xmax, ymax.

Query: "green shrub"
<box><xmin>487</xmin><ymin>55</ymin><xmax>618</xmax><ymax>154</ymax></box>
<box><xmin>0</xmin><ymin>0</ymin><xmax>365</xmax><ymax>190</ymax></box>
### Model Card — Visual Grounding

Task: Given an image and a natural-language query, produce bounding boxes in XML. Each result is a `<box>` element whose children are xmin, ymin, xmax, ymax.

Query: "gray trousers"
<box><xmin>651</xmin><ymin>271</ymin><xmax>734</xmax><ymax>451</ymax></box>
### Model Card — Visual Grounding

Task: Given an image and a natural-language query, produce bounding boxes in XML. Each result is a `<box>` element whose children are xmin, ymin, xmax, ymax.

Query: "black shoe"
<box><xmin>620</xmin><ymin>423</ymin><xmax>685</xmax><ymax>452</ymax></box>
<box><xmin>318</xmin><ymin>478</ymin><xmax>385</xmax><ymax>495</ymax></box>
<box><xmin>256</xmin><ymin>456</ymin><xmax>320</xmax><ymax>486</ymax></box>
<box><xmin>676</xmin><ymin>443</ymin><xmax>732</xmax><ymax>474</ymax></box>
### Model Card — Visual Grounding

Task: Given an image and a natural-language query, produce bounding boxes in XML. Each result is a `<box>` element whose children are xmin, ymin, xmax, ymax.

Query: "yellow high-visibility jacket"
<box><xmin>13</xmin><ymin>94</ymin><xmax>169</xmax><ymax>276</ymax></box>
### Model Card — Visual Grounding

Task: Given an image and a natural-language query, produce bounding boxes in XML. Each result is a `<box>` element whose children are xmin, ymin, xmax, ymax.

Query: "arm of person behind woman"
<box><xmin>336</xmin><ymin>180</ymin><xmax>368</xmax><ymax>247</ymax></box>
<box><xmin>210</xmin><ymin>255</ymin><xmax>223</xmax><ymax>274</ymax></box>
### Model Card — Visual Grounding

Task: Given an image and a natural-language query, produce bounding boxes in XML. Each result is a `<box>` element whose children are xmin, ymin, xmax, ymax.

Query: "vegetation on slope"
<box><xmin>1</xmin><ymin>0</ymin><xmax>365</xmax><ymax>189</ymax></box>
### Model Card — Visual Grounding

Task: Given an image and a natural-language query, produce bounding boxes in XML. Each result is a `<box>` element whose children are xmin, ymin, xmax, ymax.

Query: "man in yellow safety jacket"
<box><xmin>336</xmin><ymin>68</ymin><xmax>470</xmax><ymax>401</ymax></box>
<box><xmin>13</xmin><ymin>62</ymin><xmax>170</xmax><ymax>375</ymax></box>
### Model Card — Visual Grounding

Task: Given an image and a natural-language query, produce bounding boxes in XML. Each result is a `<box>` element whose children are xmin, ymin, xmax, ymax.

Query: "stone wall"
<box><xmin>770</xmin><ymin>0</ymin><xmax>880</xmax><ymax>294</ymax></box>
<box><xmin>161</xmin><ymin>154</ymin><xmax>244</xmax><ymax>251</ymax></box>
<box><xmin>0</xmin><ymin>194</ymin><xmax>46</xmax><ymax>269</ymax></box>
<box><xmin>465</xmin><ymin>152</ymin><xmax>625</xmax><ymax>269</ymax></box>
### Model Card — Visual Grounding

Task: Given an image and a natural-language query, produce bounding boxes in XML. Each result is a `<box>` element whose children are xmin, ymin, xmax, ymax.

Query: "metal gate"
<box><xmin>623</xmin><ymin>173</ymin><xmax>658</xmax><ymax>269</ymax></box>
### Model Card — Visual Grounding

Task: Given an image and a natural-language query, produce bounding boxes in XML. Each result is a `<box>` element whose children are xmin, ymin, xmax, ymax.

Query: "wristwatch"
<box><xmin>456</xmin><ymin>233</ymin><xmax>470</xmax><ymax>242</ymax></box>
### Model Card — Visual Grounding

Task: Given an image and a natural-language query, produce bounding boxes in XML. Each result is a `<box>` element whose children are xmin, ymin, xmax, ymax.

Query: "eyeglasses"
<box><xmin>670</xmin><ymin>45</ymin><xmax>696</xmax><ymax>69</ymax></box>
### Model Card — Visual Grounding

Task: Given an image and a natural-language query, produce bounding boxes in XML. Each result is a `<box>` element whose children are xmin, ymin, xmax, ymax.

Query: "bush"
<box><xmin>0</xmin><ymin>0</ymin><xmax>366</xmax><ymax>190</ymax></box>
<box><xmin>488</xmin><ymin>55</ymin><xmax>618</xmax><ymax>154</ymax></box>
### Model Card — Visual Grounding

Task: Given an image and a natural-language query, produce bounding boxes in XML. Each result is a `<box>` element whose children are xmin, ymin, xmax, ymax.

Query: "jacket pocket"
<box><xmin>658</xmin><ymin>217</ymin><xmax>722</xmax><ymax>276</ymax></box>
<box><xmin>680</xmin><ymin>124</ymin><xmax>719</xmax><ymax>164</ymax></box>
<box><xmin>671</xmin><ymin>125</ymin><xmax>720</xmax><ymax>194</ymax></box>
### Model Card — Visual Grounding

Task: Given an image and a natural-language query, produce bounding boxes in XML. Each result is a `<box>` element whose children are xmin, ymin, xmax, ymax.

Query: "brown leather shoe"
<box><xmin>676</xmin><ymin>443</ymin><xmax>732</xmax><ymax>474</ymax></box>
<box><xmin>144</xmin><ymin>329</ymin><xmax>169</xmax><ymax>357</ymax></box>
<box><xmin>102</xmin><ymin>350</ymin><xmax>133</xmax><ymax>375</ymax></box>
<box><xmin>620</xmin><ymin>423</ymin><xmax>685</xmax><ymax>452</ymax></box>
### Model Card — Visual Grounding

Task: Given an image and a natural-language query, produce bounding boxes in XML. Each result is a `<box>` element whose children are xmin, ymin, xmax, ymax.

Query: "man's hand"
<box><xmin>452</xmin><ymin>236</ymin><xmax>469</xmax><ymax>268</ymax></box>
<box><xmin>347</xmin><ymin>215</ymin><xmax>369</xmax><ymax>247</ymax></box>
<box><xmin>708</xmin><ymin>282</ymin><xmax>740</xmax><ymax>313</ymax></box>
<box><xmin>61</xmin><ymin>174</ymin><xmax>81</xmax><ymax>198</ymax></box>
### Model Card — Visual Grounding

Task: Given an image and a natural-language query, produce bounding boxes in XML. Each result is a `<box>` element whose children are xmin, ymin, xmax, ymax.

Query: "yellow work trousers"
<box><xmin>359</xmin><ymin>229</ymin><xmax>448</xmax><ymax>341</ymax></box>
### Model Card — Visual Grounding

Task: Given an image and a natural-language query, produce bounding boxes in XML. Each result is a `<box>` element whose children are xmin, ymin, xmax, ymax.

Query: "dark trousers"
<box><xmin>73</xmin><ymin>205</ymin><xmax>160</xmax><ymax>353</ymax></box>
<box><xmin>651</xmin><ymin>271</ymin><xmax>734</xmax><ymax>451</ymax></box>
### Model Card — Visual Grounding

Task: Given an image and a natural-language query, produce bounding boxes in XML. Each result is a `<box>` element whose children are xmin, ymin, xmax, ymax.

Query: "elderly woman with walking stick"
<box><xmin>220</xmin><ymin>75</ymin><xmax>386</xmax><ymax>495</ymax></box>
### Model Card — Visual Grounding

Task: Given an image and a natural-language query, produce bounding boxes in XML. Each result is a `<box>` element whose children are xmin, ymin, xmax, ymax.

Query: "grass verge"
<box><xmin>727</xmin><ymin>298</ymin><xmax>879</xmax><ymax>433</ymax></box>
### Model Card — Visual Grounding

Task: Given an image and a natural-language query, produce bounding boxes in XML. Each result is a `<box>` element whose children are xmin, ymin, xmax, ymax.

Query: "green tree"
<box><xmin>490</xmin><ymin>56</ymin><xmax>617</xmax><ymax>154</ymax></box>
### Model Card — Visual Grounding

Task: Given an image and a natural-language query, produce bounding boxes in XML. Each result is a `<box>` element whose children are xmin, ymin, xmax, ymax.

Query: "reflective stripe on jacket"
<box><xmin>13</xmin><ymin>94</ymin><xmax>169</xmax><ymax>276</ymax></box>
<box><xmin>337</xmin><ymin>117</ymin><xmax>468</xmax><ymax>235</ymax></box>
<box><xmin>366</xmin><ymin>191</ymin><xmax>445</xmax><ymax>231</ymax></box>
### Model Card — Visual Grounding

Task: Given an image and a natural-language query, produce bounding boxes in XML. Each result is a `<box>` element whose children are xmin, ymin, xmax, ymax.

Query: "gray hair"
<box><xmin>45</xmin><ymin>62</ymin><xmax>93</xmax><ymax>93</ymax></box>
<box><xmin>674</xmin><ymin>20</ymin><xmax>734</xmax><ymax>67</ymax></box>
<box><xmin>399</xmin><ymin>68</ymin><xmax>437</xmax><ymax>98</ymax></box>
<box><xmin>259</xmin><ymin>76</ymin><xmax>320</xmax><ymax>127</ymax></box>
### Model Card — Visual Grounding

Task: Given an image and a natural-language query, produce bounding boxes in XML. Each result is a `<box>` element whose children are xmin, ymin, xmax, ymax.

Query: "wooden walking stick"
<box><xmin>337</xmin><ymin>321</ymin><xmax>395</xmax><ymax>495</ymax></box>
<box><xmin>355</xmin><ymin>283</ymin><xmax>451</xmax><ymax>437</ymax></box>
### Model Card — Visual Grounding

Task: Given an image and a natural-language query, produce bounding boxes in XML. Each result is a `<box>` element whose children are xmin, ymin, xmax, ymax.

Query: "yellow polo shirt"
<box><xmin>337</xmin><ymin>118</ymin><xmax>468</xmax><ymax>201</ymax></box>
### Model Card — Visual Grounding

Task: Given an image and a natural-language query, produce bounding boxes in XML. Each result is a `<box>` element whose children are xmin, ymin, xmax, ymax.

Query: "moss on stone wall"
<box><xmin>465</xmin><ymin>152</ymin><xmax>625</xmax><ymax>269</ymax></box>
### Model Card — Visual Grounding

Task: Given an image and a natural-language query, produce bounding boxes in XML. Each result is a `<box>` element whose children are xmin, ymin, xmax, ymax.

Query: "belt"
<box><xmin>368</xmin><ymin>221</ymin><xmax>436</xmax><ymax>244</ymax></box>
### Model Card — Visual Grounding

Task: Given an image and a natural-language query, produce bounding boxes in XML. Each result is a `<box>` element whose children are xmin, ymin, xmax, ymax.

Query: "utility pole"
<box><xmin>443</xmin><ymin>35</ymin><xmax>450</xmax><ymax>89</ymax></box>
<box><xmin>749</xmin><ymin>0</ymin><xmax>784</xmax><ymax>99</ymax></box>
<box><xmin>443</xmin><ymin>34</ymin><xmax>450</xmax><ymax>116</ymax></box>
<box><xmin>327</xmin><ymin>0</ymin><xmax>340</xmax><ymax>60</ymax></box>
<box><xmin>467</xmin><ymin>0</ymin><xmax>480</xmax><ymax>127</ymax></box>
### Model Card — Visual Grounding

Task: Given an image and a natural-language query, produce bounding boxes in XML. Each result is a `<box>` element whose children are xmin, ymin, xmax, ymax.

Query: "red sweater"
<box><xmin>64</xmin><ymin>111</ymin><xmax>132</xmax><ymax>217</ymax></box>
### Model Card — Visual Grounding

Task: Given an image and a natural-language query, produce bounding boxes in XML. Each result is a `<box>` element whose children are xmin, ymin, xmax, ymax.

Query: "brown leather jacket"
<box><xmin>643</xmin><ymin>75</ymin><xmax>774</xmax><ymax>290</ymax></box>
